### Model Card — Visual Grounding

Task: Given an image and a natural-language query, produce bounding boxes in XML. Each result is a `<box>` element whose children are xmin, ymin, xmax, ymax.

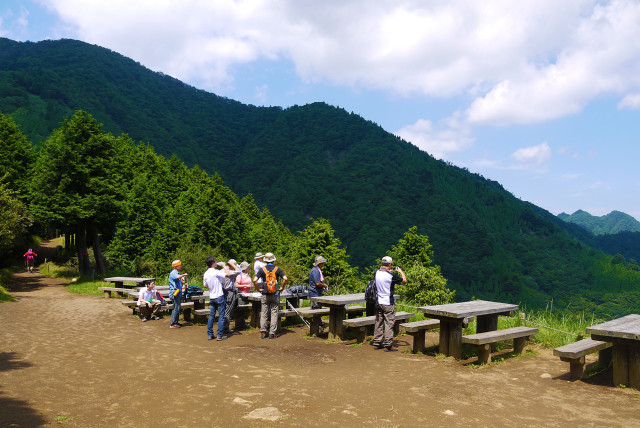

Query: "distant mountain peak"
<box><xmin>559</xmin><ymin>209</ymin><xmax>640</xmax><ymax>235</ymax></box>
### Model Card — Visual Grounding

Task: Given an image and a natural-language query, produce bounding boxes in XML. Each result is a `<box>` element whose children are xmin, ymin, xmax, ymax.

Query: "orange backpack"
<box><xmin>262</xmin><ymin>266</ymin><xmax>278</xmax><ymax>294</ymax></box>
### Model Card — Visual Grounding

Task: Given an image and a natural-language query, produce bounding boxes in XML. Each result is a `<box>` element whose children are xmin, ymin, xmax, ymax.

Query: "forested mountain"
<box><xmin>2</xmin><ymin>37</ymin><xmax>640</xmax><ymax>316</ymax></box>
<box><xmin>558</xmin><ymin>210</ymin><xmax>640</xmax><ymax>235</ymax></box>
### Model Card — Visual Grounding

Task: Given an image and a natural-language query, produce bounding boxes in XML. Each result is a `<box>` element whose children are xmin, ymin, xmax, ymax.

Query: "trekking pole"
<box><xmin>286</xmin><ymin>300</ymin><xmax>311</xmax><ymax>329</ymax></box>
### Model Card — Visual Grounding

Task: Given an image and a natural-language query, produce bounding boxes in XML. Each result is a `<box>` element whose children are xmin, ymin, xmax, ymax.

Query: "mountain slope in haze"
<box><xmin>2</xmin><ymin>37</ymin><xmax>640</xmax><ymax>315</ymax></box>
<box><xmin>558</xmin><ymin>210</ymin><xmax>640</xmax><ymax>235</ymax></box>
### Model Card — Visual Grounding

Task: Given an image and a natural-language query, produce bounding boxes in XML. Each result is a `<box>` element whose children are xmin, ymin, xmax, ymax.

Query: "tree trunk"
<box><xmin>91</xmin><ymin>226</ymin><xmax>105</xmax><ymax>274</ymax></box>
<box><xmin>65</xmin><ymin>233</ymin><xmax>71</xmax><ymax>251</ymax></box>
<box><xmin>76</xmin><ymin>225</ymin><xmax>90</xmax><ymax>275</ymax></box>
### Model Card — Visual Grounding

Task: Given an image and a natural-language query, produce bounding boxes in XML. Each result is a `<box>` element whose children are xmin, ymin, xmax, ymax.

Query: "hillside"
<box><xmin>558</xmin><ymin>210</ymin><xmax>640</xmax><ymax>235</ymax></box>
<box><xmin>2</xmin><ymin>37</ymin><xmax>640</xmax><ymax>315</ymax></box>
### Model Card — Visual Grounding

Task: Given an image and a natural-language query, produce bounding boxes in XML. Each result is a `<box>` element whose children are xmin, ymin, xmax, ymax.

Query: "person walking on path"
<box><xmin>308</xmin><ymin>256</ymin><xmax>328</xmax><ymax>310</ymax></box>
<box><xmin>137</xmin><ymin>281</ymin><xmax>162</xmax><ymax>322</ymax></box>
<box><xmin>253</xmin><ymin>252</ymin><xmax>287</xmax><ymax>339</ymax></box>
<box><xmin>24</xmin><ymin>249</ymin><xmax>37</xmax><ymax>273</ymax></box>
<box><xmin>168</xmin><ymin>260</ymin><xmax>188</xmax><ymax>329</ymax></box>
<box><xmin>371</xmin><ymin>256</ymin><xmax>406</xmax><ymax>352</ymax></box>
<box><xmin>203</xmin><ymin>256</ymin><xmax>230</xmax><ymax>341</ymax></box>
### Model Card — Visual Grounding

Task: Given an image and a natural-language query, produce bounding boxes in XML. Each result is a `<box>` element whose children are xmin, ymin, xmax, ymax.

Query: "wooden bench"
<box><xmin>342</xmin><ymin>311</ymin><xmax>415</xmax><ymax>343</ymax></box>
<box><xmin>553</xmin><ymin>338</ymin><xmax>613</xmax><ymax>380</ymax></box>
<box><xmin>193</xmin><ymin>304</ymin><xmax>253</xmax><ymax>329</ymax></box>
<box><xmin>462</xmin><ymin>326</ymin><xmax>538</xmax><ymax>364</ymax></box>
<box><xmin>298</xmin><ymin>307</ymin><xmax>330</xmax><ymax>335</ymax></box>
<box><xmin>99</xmin><ymin>287</ymin><xmax>131</xmax><ymax>298</ymax></box>
<box><xmin>399</xmin><ymin>319</ymin><xmax>440</xmax><ymax>353</ymax></box>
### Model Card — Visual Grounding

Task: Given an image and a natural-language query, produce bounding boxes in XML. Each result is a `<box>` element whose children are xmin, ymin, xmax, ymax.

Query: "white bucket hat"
<box><xmin>263</xmin><ymin>252</ymin><xmax>276</xmax><ymax>262</ymax></box>
<box><xmin>313</xmin><ymin>255</ymin><xmax>327</xmax><ymax>266</ymax></box>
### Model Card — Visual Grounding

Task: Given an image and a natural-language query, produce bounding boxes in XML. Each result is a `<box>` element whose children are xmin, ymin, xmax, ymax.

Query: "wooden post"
<box><xmin>333</xmin><ymin>306</ymin><xmax>347</xmax><ymax>340</ymax></box>
<box><xmin>412</xmin><ymin>332</ymin><xmax>426</xmax><ymax>353</ymax></box>
<box><xmin>612</xmin><ymin>344</ymin><xmax>629</xmax><ymax>387</ymax></box>
<box><xmin>448</xmin><ymin>323</ymin><xmax>463</xmax><ymax>359</ymax></box>
<box><xmin>513</xmin><ymin>336</ymin><xmax>527</xmax><ymax>354</ymax></box>
<box><xmin>439</xmin><ymin>321</ymin><xmax>450</xmax><ymax>355</ymax></box>
<box><xmin>477</xmin><ymin>344</ymin><xmax>491</xmax><ymax>364</ymax></box>
<box><xmin>628</xmin><ymin>344</ymin><xmax>640</xmax><ymax>389</ymax></box>
<box><xmin>309</xmin><ymin>316</ymin><xmax>321</xmax><ymax>336</ymax></box>
<box><xmin>250</xmin><ymin>302</ymin><xmax>261</xmax><ymax>328</ymax></box>
<box><xmin>569</xmin><ymin>357</ymin><xmax>585</xmax><ymax>380</ymax></box>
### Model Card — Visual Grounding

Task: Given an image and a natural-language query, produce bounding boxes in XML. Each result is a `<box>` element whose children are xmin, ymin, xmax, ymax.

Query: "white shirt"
<box><xmin>375</xmin><ymin>269</ymin><xmax>396</xmax><ymax>306</ymax></box>
<box><xmin>254</xmin><ymin>260</ymin><xmax>266</xmax><ymax>283</ymax></box>
<box><xmin>137</xmin><ymin>288</ymin><xmax>157</xmax><ymax>306</ymax></box>
<box><xmin>203</xmin><ymin>268</ymin><xmax>227</xmax><ymax>299</ymax></box>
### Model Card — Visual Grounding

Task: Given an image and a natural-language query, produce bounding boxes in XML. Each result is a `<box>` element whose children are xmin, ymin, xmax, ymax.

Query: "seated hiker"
<box><xmin>137</xmin><ymin>281</ymin><xmax>162</xmax><ymax>322</ymax></box>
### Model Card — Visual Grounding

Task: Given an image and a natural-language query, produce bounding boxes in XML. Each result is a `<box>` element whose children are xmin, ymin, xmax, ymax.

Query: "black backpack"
<box><xmin>365</xmin><ymin>275</ymin><xmax>377</xmax><ymax>305</ymax></box>
<box><xmin>185</xmin><ymin>285</ymin><xmax>204</xmax><ymax>299</ymax></box>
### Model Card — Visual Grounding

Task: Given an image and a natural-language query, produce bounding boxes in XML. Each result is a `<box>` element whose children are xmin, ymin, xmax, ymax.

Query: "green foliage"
<box><xmin>0</xmin><ymin>268</ymin><xmax>15</xmax><ymax>302</ymax></box>
<box><xmin>0</xmin><ymin>111</ymin><xmax>35</xmax><ymax>197</ymax></box>
<box><xmin>560</xmin><ymin>210</ymin><xmax>640</xmax><ymax>235</ymax></box>
<box><xmin>0</xmin><ymin>179</ymin><xmax>31</xmax><ymax>262</ymax></box>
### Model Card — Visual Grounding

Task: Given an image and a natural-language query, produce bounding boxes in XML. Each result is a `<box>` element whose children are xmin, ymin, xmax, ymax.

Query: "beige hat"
<box><xmin>255</xmin><ymin>252</ymin><xmax>264</xmax><ymax>259</ymax></box>
<box><xmin>313</xmin><ymin>255</ymin><xmax>327</xmax><ymax>266</ymax></box>
<box><xmin>239</xmin><ymin>261</ymin><xmax>250</xmax><ymax>271</ymax></box>
<box><xmin>381</xmin><ymin>256</ymin><xmax>393</xmax><ymax>264</ymax></box>
<box><xmin>227</xmin><ymin>259</ymin><xmax>237</xmax><ymax>267</ymax></box>
<box><xmin>263</xmin><ymin>252</ymin><xmax>276</xmax><ymax>262</ymax></box>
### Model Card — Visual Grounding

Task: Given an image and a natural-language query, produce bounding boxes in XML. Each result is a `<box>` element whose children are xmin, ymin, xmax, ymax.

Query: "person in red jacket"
<box><xmin>24</xmin><ymin>249</ymin><xmax>37</xmax><ymax>273</ymax></box>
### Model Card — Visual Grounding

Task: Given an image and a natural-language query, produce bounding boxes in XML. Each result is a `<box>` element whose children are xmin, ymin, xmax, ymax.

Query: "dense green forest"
<box><xmin>559</xmin><ymin>210</ymin><xmax>640</xmax><ymax>235</ymax></box>
<box><xmin>1</xmin><ymin>37</ymin><xmax>640</xmax><ymax>317</ymax></box>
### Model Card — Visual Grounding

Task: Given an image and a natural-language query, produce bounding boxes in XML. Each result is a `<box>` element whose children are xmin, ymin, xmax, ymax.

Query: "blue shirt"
<box><xmin>308</xmin><ymin>266</ymin><xmax>324</xmax><ymax>297</ymax></box>
<box><xmin>169</xmin><ymin>268</ymin><xmax>182</xmax><ymax>298</ymax></box>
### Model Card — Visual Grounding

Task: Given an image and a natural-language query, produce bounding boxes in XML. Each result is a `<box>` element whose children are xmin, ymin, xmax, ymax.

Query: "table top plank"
<box><xmin>310</xmin><ymin>293</ymin><xmax>399</xmax><ymax>306</ymax></box>
<box><xmin>418</xmin><ymin>300</ymin><xmax>518</xmax><ymax>319</ymax></box>
<box><xmin>586</xmin><ymin>314</ymin><xmax>640</xmax><ymax>341</ymax></box>
<box><xmin>104</xmin><ymin>277</ymin><xmax>155</xmax><ymax>283</ymax></box>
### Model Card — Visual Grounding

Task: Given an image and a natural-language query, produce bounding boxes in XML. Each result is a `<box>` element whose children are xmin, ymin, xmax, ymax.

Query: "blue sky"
<box><xmin>2</xmin><ymin>0</ymin><xmax>640</xmax><ymax>220</ymax></box>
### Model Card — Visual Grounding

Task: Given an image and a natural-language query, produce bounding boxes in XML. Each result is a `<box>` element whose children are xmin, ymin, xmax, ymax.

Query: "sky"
<box><xmin>2</xmin><ymin>0</ymin><xmax>640</xmax><ymax>220</ymax></box>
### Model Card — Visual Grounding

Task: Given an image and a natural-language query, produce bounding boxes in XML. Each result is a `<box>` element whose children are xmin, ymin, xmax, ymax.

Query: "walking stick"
<box><xmin>286</xmin><ymin>300</ymin><xmax>311</xmax><ymax>329</ymax></box>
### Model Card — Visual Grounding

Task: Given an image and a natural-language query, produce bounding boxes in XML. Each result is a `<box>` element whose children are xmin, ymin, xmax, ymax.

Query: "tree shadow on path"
<box><xmin>0</xmin><ymin>352</ymin><xmax>47</xmax><ymax>426</ymax></box>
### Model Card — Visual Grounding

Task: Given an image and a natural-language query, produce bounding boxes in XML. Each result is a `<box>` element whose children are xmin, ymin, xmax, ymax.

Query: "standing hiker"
<box><xmin>371</xmin><ymin>256</ymin><xmax>406</xmax><ymax>352</ymax></box>
<box><xmin>308</xmin><ymin>256</ymin><xmax>328</xmax><ymax>310</ymax></box>
<box><xmin>168</xmin><ymin>260</ymin><xmax>188</xmax><ymax>329</ymax></box>
<box><xmin>253</xmin><ymin>252</ymin><xmax>266</xmax><ymax>292</ymax></box>
<box><xmin>253</xmin><ymin>252</ymin><xmax>287</xmax><ymax>339</ymax></box>
<box><xmin>203</xmin><ymin>256</ymin><xmax>229</xmax><ymax>341</ymax></box>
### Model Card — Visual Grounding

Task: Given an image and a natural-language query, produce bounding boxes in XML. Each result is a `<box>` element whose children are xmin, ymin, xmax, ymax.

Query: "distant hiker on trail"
<box><xmin>204</xmin><ymin>256</ymin><xmax>230</xmax><ymax>341</ymax></box>
<box><xmin>137</xmin><ymin>281</ymin><xmax>162</xmax><ymax>322</ymax></box>
<box><xmin>253</xmin><ymin>252</ymin><xmax>287</xmax><ymax>339</ymax></box>
<box><xmin>308</xmin><ymin>256</ymin><xmax>328</xmax><ymax>310</ymax></box>
<box><xmin>371</xmin><ymin>256</ymin><xmax>406</xmax><ymax>352</ymax></box>
<box><xmin>168</xmin><ymin>260</ymin><xmax>188</xmax><ymax>329</ymax></box>
<box><xmin>24</xmin><ymin>249</ymin><xmax>37</xmax><ymax>273</ymax></box>
<box><xmin>253</xmin><ymin>252</ymin><xmax>266</xmax><ymax>291</ymax></box>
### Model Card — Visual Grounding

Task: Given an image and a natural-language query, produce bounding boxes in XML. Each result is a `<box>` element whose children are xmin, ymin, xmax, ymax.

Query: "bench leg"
<box><xmin>309</xmin><ymin>316</ymin><xmax>321</xmax><ymax>336</ymax></box>
<box><xmin>513</xmin><ymin>336</ymin><xmax>528</xmax><ymax>354</ymax></box>
<box><xmin>393</xmin><ymin>321</ymin><xmax>400</xmax><ymax>336</ymax></box>
<box><xmin>449</xmin><ymin>324</ymin><xmax>463</xmax><ymax>359</ymax></box>
<box><xmin>233</xmin><ymin>310</ymin><xmax>247</xmax><ymax>330</ymax></box>
<box><xmin>569</xmin><ymin>357</ymin><xmax>585</xmax><ymax>380</ymax></box>
<box><xmin>103</xmin><ymin>290</ymin><xmax>112</xmax><ymax>298</ymax></box>
<box><xmin>355</xmin><ymin>327</ymin><xmax>366</xmax><ymax>343</ymax></box>
<box><xmin>476</xmin><ymin>344</ymin><xmax>491</xmax><ymax>364</ymax></box>
<box><xmin>183</xmin><ymin>308</ymin><xmax>192</xmax><ymax>323</ymax></box>
<box><xmin>411</xmin><ymin>332</ymin><xmax>426</xmax><ymax>353</ymax></box>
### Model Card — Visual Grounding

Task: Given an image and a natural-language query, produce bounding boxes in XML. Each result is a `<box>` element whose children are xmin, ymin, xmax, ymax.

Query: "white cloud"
<box><xmin>618</xmin><ymin>93</ymin><xmax>640</xmax><ymax>109</ymax></box>
<box><xmin>395</xmin><ymin>113</ymin><xmax>474</xmax><ymax>159</ymax></box>
<box><xmin>562</xmin><ymin>173</ymin><xmax>583</xmax><ymax>180</ymax></box>
<box><xmin>510</xmin><ymin>142</ymin><xmax>552</xmax><ymax>169</ymax></box>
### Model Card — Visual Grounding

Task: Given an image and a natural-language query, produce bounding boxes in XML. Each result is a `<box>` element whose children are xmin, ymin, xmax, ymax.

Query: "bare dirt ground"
<box><xmin>1</xmin><ymin>242</ymin><xmax>640</xmax><ymax>427</ymax></box>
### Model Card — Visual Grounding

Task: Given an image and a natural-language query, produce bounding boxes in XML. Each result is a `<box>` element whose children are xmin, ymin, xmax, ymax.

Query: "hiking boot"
<box><xmin>384</xmin><ymin>346</ymin><xmax>398</xmax><ymax>352</ymax></box>
<box><xmin>261</xmin><ymin>332</ymin><xmax>268</xmax><ymax>339</ymax></box>
<box><xmin>269</xmin><ymin>334</ymin><xmax>278</xmax><ymax>339</ymax></box>
<box><xmin>371</xmin><ymin>342</ymin><xmax>383</xmax><ymax>349</ymax></box>
<box><xmin>217</xmin><ymin>336</ymin><xmax>227</xmax><ymax>341</ymax></box>
<box><xmin>141</xmin><ymin>317</ymin><xmax>148</xmax><ymax>322</ymax></box>
<box><xmin>170</xmin><ymin>324</ymin><xmax>181</xmax><ymax>329</ymax></box>
<box><xmin>208</xmin><ymin>336</ymin><xmax>214</xmax><ymax>340</ymax></box>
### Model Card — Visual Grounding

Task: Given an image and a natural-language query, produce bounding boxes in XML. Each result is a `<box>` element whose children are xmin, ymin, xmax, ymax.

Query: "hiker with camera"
<box><xmin>253</xmin><ymin>252</ymin><xmax>287</xmax><ymax>339</ymax></box>
<box><xmin>168</xmin><ymin>260</ymin><xmax>188</xmax><ymax>329</ymax></box>
<box><xmin>371</xmin><ymin>256</ymin><xmax>406</xmax><ymax>352</ymax></box>
<box><xmin>308</xmin><ymin>255</ymin><xmax>328</xmax><ymax>310</ymax></box>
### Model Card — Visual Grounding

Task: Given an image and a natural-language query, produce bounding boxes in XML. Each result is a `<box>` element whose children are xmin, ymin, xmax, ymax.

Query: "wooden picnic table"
<box><xmin>418</xmin><ymin>300</ymin><xmax>518</xmax><ymax>359</ymax></box>
<box><xmin>104</xmin><ymin>277</ymin><xmax>155</xmax><ymax>288</ymax></box>
<box><xmin>310</xmin><ymin>293</ymin><xmax>398</xmax><ymax>340</ymax></box>
<box><xmin>586</xmin><ymin>314</ymin><xmax>640</xmax><ymax>388</ymax></box>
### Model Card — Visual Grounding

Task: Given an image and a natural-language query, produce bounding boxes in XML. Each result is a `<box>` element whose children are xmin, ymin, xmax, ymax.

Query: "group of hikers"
<box><xmin>136</xmin><ymin>251</ymin><xmax>407</xmax><ymax>350</ymax></box>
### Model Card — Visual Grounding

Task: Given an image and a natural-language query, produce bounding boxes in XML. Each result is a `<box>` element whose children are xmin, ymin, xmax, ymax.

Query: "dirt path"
<box><xmin>1</xmin><ymin>243</ymin><xmax>640</xmax><ymax>427</ymax></box>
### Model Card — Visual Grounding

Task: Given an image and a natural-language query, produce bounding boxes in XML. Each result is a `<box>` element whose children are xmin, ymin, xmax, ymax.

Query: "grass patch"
<box><xmin>349</xmin><ymin>342</ymin><xmax>363</xmax><ymax>348</ymax></box>
<box><xmin>0</xmin><ymin>268</ymin><xmax>16</xmax><ymax>302</ymax></box>
<box><xmin>54</xmin><ymin>415</ymin><xmax>71</xmax><ymax>423</ymax></box>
